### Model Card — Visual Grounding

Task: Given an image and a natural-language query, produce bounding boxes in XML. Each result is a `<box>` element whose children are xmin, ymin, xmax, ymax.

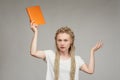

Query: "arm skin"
<box><xmin>80</xmin><ymin>41</ymin><xmax>103</xmax><ymax>74</ymax></box>
<box><xmin>30</xmin><ymin>21</ymin><xmax>46</xmax><ymax>60</ymax></box>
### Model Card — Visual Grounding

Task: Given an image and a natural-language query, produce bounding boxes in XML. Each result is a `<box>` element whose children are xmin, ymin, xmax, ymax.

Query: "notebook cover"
<box><xmin>26</xmin><ymin>6</ymin><xmax>45</xmax><ymax>25</ymax></box>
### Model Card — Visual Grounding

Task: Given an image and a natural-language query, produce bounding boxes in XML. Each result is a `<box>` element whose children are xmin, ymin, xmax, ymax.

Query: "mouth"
<box><xmin>60</xmin><ymin>47</ymin><xmax>65</xmax><ymax>49</ymax></box>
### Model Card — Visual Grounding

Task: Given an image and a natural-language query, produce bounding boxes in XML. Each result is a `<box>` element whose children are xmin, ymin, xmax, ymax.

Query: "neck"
<box><xmin>59</xmin><ymin>51</ymin><xmax>70</xmax><ymax>59</ymax></box>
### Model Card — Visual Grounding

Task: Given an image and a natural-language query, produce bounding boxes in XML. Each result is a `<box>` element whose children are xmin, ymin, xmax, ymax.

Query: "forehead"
<box><xmin>57</xmin><ymin>33</ymin><xmax>71</xmax><ymax>39</ymax></box>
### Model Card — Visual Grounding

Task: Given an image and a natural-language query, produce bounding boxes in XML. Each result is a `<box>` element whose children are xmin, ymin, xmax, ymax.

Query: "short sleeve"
<box><xmin>44</xmin><ymin>50</ymin><xmax>55</xmax><ymax>62</ymax></box>
<box><xmin>76</xmin><ymin>56</ymin><xmax>85</xmax><ymax>69</ymax></box>
<box><xmin>43</xmin><ymin>50</ymin><xmax>55</xmax><ymax>80</ymax></box>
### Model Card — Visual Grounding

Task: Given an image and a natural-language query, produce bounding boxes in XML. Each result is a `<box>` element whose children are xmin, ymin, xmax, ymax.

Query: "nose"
<box><xmin>61</xmin><ymin>41</ymin><xmax>65</xmax><ymax>46</ymax></box>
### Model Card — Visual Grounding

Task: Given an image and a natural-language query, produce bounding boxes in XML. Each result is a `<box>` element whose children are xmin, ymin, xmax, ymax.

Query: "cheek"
<box><xmin>67</xmin><ymin>42</ymin><xmax>71</xmax><ymax>47</ymax></box>
<box><xmin>69</xmin><ymin>40</ymin><xmax>72</xmax><ymax>45</ymax></box>
<box><xmin>56</xmin><ymin>41</ymin><xmax>60</xmax><ymax>47</ymax></box>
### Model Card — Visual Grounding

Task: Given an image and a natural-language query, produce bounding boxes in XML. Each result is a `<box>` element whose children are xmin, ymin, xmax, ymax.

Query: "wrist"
<box><xmin>34</xmin><ymin>30</ymin><xmax>38</xmax><ymax>34</ymax></box>
<box><xmin>91</xmin><ymin>50</ymin><xmax>95</xmax><ymax>55</ymax></box>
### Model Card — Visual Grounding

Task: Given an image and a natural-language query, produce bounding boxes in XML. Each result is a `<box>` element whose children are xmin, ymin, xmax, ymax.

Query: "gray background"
<box><xmin>0</xmin><ymin>0</ymin><xmax>120</xmax><ymax>80</ymax></box>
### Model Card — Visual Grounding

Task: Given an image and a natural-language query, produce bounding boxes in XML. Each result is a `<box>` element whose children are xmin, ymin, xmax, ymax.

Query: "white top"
<box><xmin>44</xmin><ymin>50</ymin><xmax>85</xmax><ymax>80</ymax></box>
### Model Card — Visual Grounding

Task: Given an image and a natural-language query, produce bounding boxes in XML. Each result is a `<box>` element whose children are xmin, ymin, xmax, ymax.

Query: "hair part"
<box><xmin>54</xmin><ymin>26</ymin><xmax>76</xmax><ymax>80</ymax></box>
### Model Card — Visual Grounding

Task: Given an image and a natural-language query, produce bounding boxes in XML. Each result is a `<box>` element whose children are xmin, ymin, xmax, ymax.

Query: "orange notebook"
<box><xmin>26</xmin><ymin>6</ymin><xmax>45</xmax><ymax>25</ymax></box>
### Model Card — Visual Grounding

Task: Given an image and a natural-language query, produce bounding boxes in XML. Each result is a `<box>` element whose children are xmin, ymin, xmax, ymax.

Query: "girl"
<box><xmin>30</xmin><ymin>21</ymin><xmax>103</xmax><ymax>80</ymax></box>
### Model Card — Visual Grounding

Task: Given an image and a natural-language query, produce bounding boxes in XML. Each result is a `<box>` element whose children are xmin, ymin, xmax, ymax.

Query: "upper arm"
<box><xmin>80</xmin><ymin>64</ymin><xmax>94</xmax><ymax>74</ymax></box>
<box><xmin>80</xmin><ymin>64</ymin><xmax>88</xmax><ymax>71</ymax></box>
<box><xmin>30</xmin><ymin>50</ymin><xmax>46</xmax><ymax>60</ymax></box>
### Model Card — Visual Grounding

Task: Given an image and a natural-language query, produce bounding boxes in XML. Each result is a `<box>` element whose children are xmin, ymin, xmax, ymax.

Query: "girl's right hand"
<box><xmin>30</xmin><ymin>20</ymin><xmax>38</xmax><ymax>33</ymax></box>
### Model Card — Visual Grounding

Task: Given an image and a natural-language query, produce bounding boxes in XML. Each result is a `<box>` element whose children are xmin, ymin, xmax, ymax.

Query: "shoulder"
<box><xmin>75</xmin><ymin>55</ymin><xmax>82</xmax><ymax>60</ymax></box>
<box><xmin>75</xmin><ymin>55</ymin><xmax>85</xmax><ymax>67</ymax></box>
<box><xmin>44</xmin><ymin>50</ymin><xmax>54</xmax><ymax>54</ymax></box>
<box><xmin>44</xmin><ymin>50</ymin><xmax>55</xmax><ymax>60</ymax></box>
<box><xmin>75</xmin><ymin>55</ymin><xmax>84</xmax><ymax>62</ymax></box>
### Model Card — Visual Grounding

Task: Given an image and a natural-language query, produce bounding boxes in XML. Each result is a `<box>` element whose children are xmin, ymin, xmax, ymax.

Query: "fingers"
<box><xmin>30</xmin><ymin>20</ymin><xmax>38</xmax><ymax>32</ymax></box>
<box><xmin>30</xmin><ymin>20</ymin><xmax>35</xmax><ymax>26</ymax></box>
<box><xmin>92</xmin><ymin>40</ymin><xmax>103</xmax><ymax>52</ymax></box>
<box><xmin>95</xmin><ymin>40</ymin><xmax>103</xmax><ymax>50</ymax></box>
<box><xmin>97</xmin><ymin>40</ymin><xmax>103</xmax><ymax>48</ymax></box>
<box><xmin>30</xmin><ymin>20</ymin><xmax>38</xmax><ymax>28</ymax></box>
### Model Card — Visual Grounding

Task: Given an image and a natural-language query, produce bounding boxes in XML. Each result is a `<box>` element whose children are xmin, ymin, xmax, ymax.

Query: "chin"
<box><xmin>59</xmin><ymin>49</ymin><xmax>66</xmax><ymax>52</ymax></box>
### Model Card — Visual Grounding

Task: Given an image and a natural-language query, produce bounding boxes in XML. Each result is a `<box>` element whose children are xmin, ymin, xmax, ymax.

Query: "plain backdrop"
<box><xmin>0</xmin><ymin>0</ymin><xmax>120</xmax><ymax>80</ymax></box>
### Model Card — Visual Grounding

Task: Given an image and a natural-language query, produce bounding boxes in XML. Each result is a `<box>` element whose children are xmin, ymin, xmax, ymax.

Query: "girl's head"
<box><xmin>54</xmin><ymin>26</ymin><xmax>76</xmax><ymax>80</ymax></box>
<box><xmin>55</xmin><ymin>27</ymin><xmax>75</xmax><ymax>53</ymax></box>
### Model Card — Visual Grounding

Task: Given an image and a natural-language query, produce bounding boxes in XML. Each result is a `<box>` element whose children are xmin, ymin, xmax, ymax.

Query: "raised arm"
<box><xmin>30</xmin><ymin>21</ymin><xmax>46</xmax><ymax>60</ymax></box>
<box><xmin>80</xmin><ymin>41</ymin><xmax>103</xmax><ymax>74</ymax></box>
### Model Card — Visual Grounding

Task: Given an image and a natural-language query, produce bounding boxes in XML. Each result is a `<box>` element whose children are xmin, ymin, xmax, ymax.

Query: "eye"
<box><xmin>64</xmin><ymin>39</ymin><xmax>68</xmax><ymax>42</ymax></box>
<box><xmin>57</xmin><ymin>39</ymin><xmax>62</xmax><ymax>42</ymax></box>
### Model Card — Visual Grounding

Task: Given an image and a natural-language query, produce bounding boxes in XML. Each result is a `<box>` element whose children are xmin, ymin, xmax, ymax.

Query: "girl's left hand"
<box><xmin>91</xmin><ymin>40</ymin><xmax>103</xmax><ymax>53</ymax></box>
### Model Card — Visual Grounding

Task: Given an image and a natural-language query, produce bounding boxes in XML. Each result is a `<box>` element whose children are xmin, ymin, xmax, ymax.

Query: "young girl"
<box><xmin>30</xmin><ymin>21</ymin><xmax>103</xmax><ymax>80</ymax></box>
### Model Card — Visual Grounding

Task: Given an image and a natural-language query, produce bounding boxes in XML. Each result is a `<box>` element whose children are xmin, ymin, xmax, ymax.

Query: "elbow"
<box><xmin>89</xmin><ymin>72</ymin><xmax>94</xmax><ymax>74</ymax></box>
<box><xmin>30</xmin><ymin>51</ymin><xmax>35</xmax><ymax>56</ymax></box>
<box><xmin>88</xmin><ymin>70</ymin><xmax>94</xmax><ymax>74</ymax></box>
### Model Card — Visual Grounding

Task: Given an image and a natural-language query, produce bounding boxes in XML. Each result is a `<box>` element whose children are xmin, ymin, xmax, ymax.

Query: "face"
<box><xmin>56</xmin><ymin>33</ymin><xmax>72</xmax><ymax>53</ymax></box>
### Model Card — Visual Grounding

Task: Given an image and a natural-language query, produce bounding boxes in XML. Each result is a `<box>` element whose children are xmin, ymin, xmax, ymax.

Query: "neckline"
<box><xmin>60</xmin><ymin>57</ymin><xmax>71</xmax><ymax>62</ymax></box>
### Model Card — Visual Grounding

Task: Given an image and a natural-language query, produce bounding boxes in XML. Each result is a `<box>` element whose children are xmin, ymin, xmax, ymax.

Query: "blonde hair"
<box><xmin>54</xmin><ymin>26</ymin><xmax>76</xmax><ymax>80</ymax></box>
